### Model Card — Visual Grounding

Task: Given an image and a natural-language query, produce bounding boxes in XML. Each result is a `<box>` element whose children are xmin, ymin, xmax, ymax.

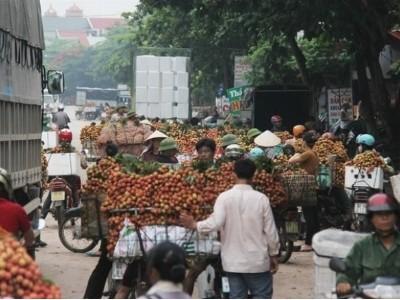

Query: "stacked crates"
<box><xmin>135</xmin><ymin>55</ymin><xmax>190</xmax><ymax>119</ymax></box>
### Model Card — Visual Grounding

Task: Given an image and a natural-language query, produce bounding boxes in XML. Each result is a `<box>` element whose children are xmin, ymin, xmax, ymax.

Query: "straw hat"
<box><xmin>254</xmin><ymin>130</ymin><xmax>281</xmax><ymax>148</ymax></box>
<box><xmin>144</xmin><ymin>130</ymin><xmax>168</xmax><ymax>142</ymax></box>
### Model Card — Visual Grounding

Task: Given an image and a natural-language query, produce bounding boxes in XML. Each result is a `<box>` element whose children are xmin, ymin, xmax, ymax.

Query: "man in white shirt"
<box><xmin>180</xmin><ymin>159</ymin><xmax>280</xmax><ymax>299</ymax></box>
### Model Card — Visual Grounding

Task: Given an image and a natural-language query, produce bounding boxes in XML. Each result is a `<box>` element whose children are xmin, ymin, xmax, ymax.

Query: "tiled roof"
<box><xmin>88</xmin><ymin>18</ymin><xmax>124</xmax><ymax>30</ymax></box>
<box><xmin>43</xmin><ymin>16</ymin><xmax>90</xmax><ymax>32</ymax></box>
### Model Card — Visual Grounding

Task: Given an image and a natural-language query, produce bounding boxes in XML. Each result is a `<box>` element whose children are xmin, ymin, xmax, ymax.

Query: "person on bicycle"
<box><xmin>336</xmin><ymin>193</ymin><xmax>400</xmax><ymax>296</ymax></box>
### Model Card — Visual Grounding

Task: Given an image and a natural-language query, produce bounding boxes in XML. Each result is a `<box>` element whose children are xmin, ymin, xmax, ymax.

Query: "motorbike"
<box><xmin>273</xmin><ymin>207</ymin><xmax>301</xmax><ymax>263</ymax></box>
<box><xmin>329</xmin><ymin>257</ymin><xmax>400</xmax><ymax>298</ymax></box>
<box><xmin>42</xmin><ymin>175</ymin><xmax>98</xmax><ymax>253</ymax></box>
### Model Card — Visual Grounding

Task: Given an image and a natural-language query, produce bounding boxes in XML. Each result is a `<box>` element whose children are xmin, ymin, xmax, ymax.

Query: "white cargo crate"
<box><xmin>147</xmin><ymin>103</ymin><xmax>161</xmax><ymax>118</ymax></box>
<box><xmin>174</xmin><ymin>88</ymin><xmax>189</xmax><ymax>103</ymax></box>
<box><xmin>175</xmin><ymin>72</ymin><xmax>189</xmax><ymax>87</ymax></box>
<box><xmin>161</xmin><ymin>87</ymin><xmax>174</xmax><ymax>103</ymax></box>
<box><xmin>148</xmin><ymin>71</ymin><xmax>161</xmax><ymax>88</ymax></box>
<box><xmin>176</xmin><ymin>102</ymin><xmax>189</xmax><ymax>119</ymax></box>
<box><xmin>159</xmin><ymin>57</ymin><xmax>172</xmax><ymax>72</ymax></box>
<box><xmin>172</xmin><ymin>57</ymin><xmax>188</xmax><ymax>72</ymax></box>
<box><xmin>136</xmin><ymin>55</ymin><xmax>159</xmax><ymax>72</ymax></box>
<box><xmin>312</xmin><ymin>229</ymin><xmax>367</xmax><ymax>298</ymax></box>
<box><xmin>135</xmin><ymin>87</ymin><xmax>147</xmax><ymax>102</ymax></box>
<box><xmin>46</xmin><ymin>153</ymin><xmax>81</xmax><ymax>176</ymax></box>
<box><xmin>161</xmin><ymin>72</ymin><xmax>174</xmax><ymax>88</ymax></box>
<box><xmin>160</xmin><ymin>102</ymin><xmax>173</xmax><ymax>119</ymax></box>
<box><xmin>147</xmin><ymin>87</ymin><xmax>160</xmax><ymax>103</ymax></box>
<box><xmin>135</xmin><ymin>71</ymin><xmax>148</xmax><ymax>86</ymax></box>
<box><xmin>41</xmin><ymin>131</ymin><xmax>58</xmax><ymax>149</ymax></box>
<box><xmin>344</xmin><ymin>166</ymin><xmax>384</xmax><ymax>190</ymax></box>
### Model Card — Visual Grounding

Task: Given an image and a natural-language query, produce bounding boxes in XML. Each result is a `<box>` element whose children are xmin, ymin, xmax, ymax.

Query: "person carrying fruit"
<box><xmin>288</xmin><ymin>131</ymin><xmax>320</xmax><ymax>252</ymax></box>
<box><xmin>180</xmin><ymin>159</ymin><xmax>280</xmax><ymax>299</ymax></box>
<box><xmin>196</xmin><ymin>138</ymin><xmax>217</xmax><ymax>162</ymax></box>
<box><xmin>336</xmin><ymin>193</ymin><xmax>400</xmax><ymax>296</ymax></box>
<box><xmin>141</xmin><ymin>130</ymin><xmax>168</xmax><ymax>162</ymax></box>
<box><xmin>0</xmin><ymin>168</ymin><xmax>35</xmax><ymax>257</ymax></box>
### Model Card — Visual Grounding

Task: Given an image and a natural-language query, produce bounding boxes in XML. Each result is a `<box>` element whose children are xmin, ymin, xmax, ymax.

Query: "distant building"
<box><xmin>43</xmin><ymin>4</ymin><xmax>124</xmax><ymax>47</ymax></box>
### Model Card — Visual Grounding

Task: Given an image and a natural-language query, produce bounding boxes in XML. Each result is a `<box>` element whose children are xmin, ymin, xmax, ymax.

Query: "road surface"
<box><xmin>37</xmin><ymin>220</ymin><xmax>314</xmax><ymax>299</ymax></box>
<box><xmin>36</xmin><ymin>106</ymin><xmax>315</xmax><ymax>298</ymax></box>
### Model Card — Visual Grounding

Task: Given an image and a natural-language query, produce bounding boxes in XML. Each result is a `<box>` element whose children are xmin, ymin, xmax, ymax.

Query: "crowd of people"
<box><xmin>1</xmin><ymin>106</ymin><xmax>400</xmax><ymax>299</ymax></box>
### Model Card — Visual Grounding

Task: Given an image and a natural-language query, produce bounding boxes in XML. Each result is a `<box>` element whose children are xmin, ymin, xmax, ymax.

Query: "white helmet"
<box><xmin>58</xmin><ymin>104</ymin><xmax>64</xmax><ymax>110</ymax></box>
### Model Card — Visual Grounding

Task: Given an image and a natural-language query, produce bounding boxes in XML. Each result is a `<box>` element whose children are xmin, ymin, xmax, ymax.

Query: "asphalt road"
<box><xmin>36</xmin><ymin>106</ymin><xmax>315</xmax><ymax>298</ymax></box>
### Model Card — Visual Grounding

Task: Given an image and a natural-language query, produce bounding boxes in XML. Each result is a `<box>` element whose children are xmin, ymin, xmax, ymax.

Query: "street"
<box><xmin>35</xmin><ymin>106</ymin><xmax>314</xmax><ymax>299</ymax></box>
<box><xmin>36</xmin><ymin>219</ymin><xmax>314</xmax><ymax>299</ymax></box>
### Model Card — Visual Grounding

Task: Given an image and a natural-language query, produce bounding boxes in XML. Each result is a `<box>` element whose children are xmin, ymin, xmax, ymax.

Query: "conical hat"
<box><xmin>254</xmin><ymin>130</ymin><xmax>281</xmax><ymax>147</ymax></box>
<box><xmin>144</xmin><ymin>130</ymin><xmax>168</xmax><ymax>142</ymax></box>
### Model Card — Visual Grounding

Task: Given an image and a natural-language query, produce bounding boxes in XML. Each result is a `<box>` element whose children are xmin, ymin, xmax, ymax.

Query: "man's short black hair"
<box><xmin>196</xmin><ymin>138</ymin><xmax>216</xmax><ymax>153</ymax></box>
<box><xmin>303</xmin><ymin>131</ymin><xmax>317</xmax><ymax>146</ymax></box>
<box><xmin>234</xmin><ymin>159</ymin><xmax>256</xmax><ymax>180</ymax></box>
<box><xmin>105</xmin><ymin>142</ymin><xmax>119</xmax><ymax>157</ymax></box>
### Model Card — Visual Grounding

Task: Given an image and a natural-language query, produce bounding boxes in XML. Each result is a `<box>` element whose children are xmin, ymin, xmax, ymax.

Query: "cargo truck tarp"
<box><xmin>0</xmin><ymin>0</ymin><xmax>45</xmax><ymax>49</ymax></box>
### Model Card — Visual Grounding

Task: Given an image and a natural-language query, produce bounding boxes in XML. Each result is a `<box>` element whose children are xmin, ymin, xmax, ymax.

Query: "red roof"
<box><xmin>88</xmin><ymin>18</ymin><xmax>124</xmax><ymax>30</ymax></box>
<box><xmin>57</xmin><ymin>31</ymin><xmax>89</xmax><ymax>47</ymax></box>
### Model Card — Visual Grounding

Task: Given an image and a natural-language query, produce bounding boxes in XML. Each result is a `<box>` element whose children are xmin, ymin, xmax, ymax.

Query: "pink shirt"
<box><xmin>197</xmin><ymin>184</ymin><xmax>280</xmax><ymax>273</ymax></box>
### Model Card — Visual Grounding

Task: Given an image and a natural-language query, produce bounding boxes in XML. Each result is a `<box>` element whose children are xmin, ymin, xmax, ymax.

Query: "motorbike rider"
<box><xmin>0</xmin><ymin>168</ymin><xmax>35</xmax><ymax>257</ymax></box>
<box><xmin>336</xmin><ymin>193</ymin><xmax>400</xmax><ymax>296</ymax></box>
<box><xmin>354</xmin><ymin>134</ymin><xmax>394</xmax><ymax>174</ymax></box>
<box><xmin>52</xmin><ymin>104</ymin><xmax>70</xmax><ymax>130</ymax></box>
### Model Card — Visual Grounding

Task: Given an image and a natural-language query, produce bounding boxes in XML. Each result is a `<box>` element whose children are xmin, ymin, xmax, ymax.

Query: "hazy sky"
<box><xmin>40</xmin><ymin>0</ymin><xmax>139</xmax><ymax>17</ymax></box>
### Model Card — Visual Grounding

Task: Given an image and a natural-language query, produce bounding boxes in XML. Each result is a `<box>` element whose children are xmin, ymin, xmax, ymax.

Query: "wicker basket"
<box><xmin>81</xmin><ymin>192</ymin><xmax>108</xmax><ymax>239</ymax></box>
<box><xmin>281</xmin><ymin>174</ymin><xmax>318</xmax><ymax>207</ymax></box>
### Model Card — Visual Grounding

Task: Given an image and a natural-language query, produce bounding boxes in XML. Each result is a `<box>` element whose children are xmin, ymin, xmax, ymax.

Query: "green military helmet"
<box><xmin>247</xmin><ymin>128</ymin><xmax>262</xmax><ymax>140</ymax></box>
<box><xmin>221</xmin><ymin>134</ymin><xmax>239</xmax><ymax>148</ymax></box>
<box><xmin>159</xmin><ymin>137</ymin><xmax>179</xmax><ymax>152</ymax></box>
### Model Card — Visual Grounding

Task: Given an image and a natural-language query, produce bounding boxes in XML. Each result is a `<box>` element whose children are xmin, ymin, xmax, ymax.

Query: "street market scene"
<box><xmin>1</xmin><ymin>0</ymin><xmax>400</xmax><ymax>299</ymax></box>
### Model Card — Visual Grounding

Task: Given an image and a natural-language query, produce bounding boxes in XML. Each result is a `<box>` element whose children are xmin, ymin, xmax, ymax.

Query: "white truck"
<box><xmin>0</xmin><ymin>0</ymin><xmax>64</xmax><ymax>244</ymax></box>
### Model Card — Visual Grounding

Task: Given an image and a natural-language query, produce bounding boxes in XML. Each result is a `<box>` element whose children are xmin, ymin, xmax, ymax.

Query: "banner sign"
<box><xmin>327</xmin><ymin>88</ymin><xmax>353</xmax><ymax>126</ymax></box>
<box><xmin>226</xmin><ymin>86</ymin><xmax>252</xmax><ymax>115</ymax></box>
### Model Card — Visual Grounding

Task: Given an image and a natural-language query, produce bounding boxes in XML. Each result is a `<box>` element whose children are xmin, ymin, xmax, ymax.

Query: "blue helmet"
<box><xmin>249</xmin><ymin>147</ymin><xmax>265</xmax><ymax>160</ymax></box>
<box><xmin>356</xmin><ymin>134</ymin><xmax>375</xmax><ymax>147</ymax></box>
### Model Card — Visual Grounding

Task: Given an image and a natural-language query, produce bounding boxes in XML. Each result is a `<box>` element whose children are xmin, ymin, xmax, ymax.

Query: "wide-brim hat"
<box><xmin>159</xmin><ymin>137</ymin><xmax>178</xmax><ymax>152</ymax></box>
<box><xmin>144</xmin><ymin>130</ymin><xmax>168</xmax><ymax>142</ymax></box>
<box><xmin>254</xmin><ymin>130</ymin><xmax>281</xmax><ymax>147</ymax></box>
<box><xmin>140</xmin><ymin>119</ymin><xmax>153</xmax><ymax>126</ymax></box>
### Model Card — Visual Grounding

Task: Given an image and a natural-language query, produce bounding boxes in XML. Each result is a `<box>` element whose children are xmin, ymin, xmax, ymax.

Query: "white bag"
<box><xmin>113</xmin><ymin>218</ymin><xmax>142</xmax><ymax>258</ymax></box>
<box><xmin>390</xmin><ymin>173</ymin><xmax>400</xmax><ymax>203</ymax></box>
